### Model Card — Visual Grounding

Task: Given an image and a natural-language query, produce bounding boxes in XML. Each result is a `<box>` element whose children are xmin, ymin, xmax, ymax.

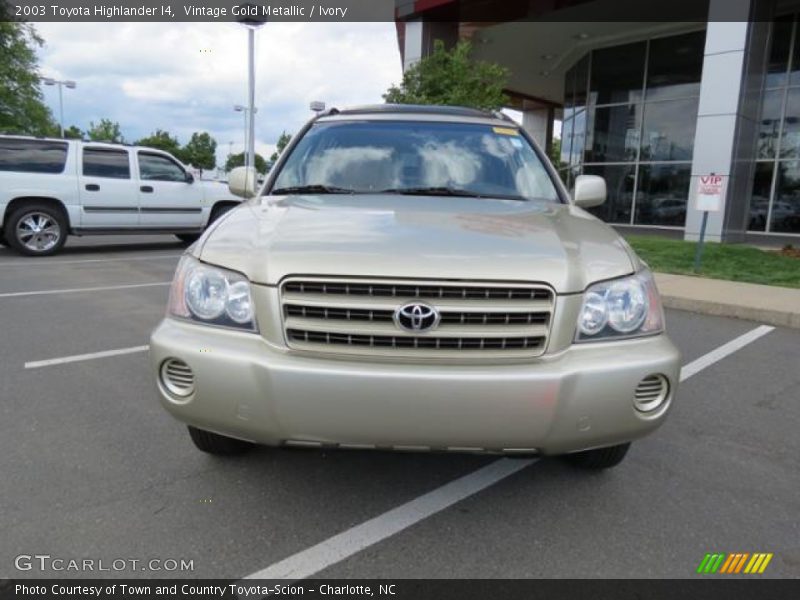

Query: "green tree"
<box><xmin>87</xmin><ymin>119</ymin><xmax>124</xmax><ymax>143</ymax></box>
<box><xmin>64</xmin><ymin>125</ymin><xmax>83</xmax><ymax>139</ymax></box>
<box><xmin>135</xmin><ymin>129</ymin><xmax>185</xmax><ymax>160</ymax></box>
<box><xmin>383</xmin><ymin>40</ymin><xmax>508</xmax><ymax>111</ymax></box>
<box><xmin>225</xmin><ymin>151</ymin><xmax>268</xmax><ymax>174</ymax></box>
<box><xmin>269</xmin><ymin>131</ymin><xmax>292</xmax><ymax>163</ymax></box>
<box><xmin>182</xmin><ymin>132</ymin><xmax>217</xmax><ymax>173</ymax></box>
<box><xmin>0</xmin><ymin>18</ymin><xmax>58</xmax><ymax>135</ymax></box>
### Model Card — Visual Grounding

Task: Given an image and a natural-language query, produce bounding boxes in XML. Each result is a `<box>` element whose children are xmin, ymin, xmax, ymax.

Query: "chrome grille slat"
<box><xmin>280</xmin><ymin>278</ymin><xmax>554</xmax><ymax>359</ymax></box>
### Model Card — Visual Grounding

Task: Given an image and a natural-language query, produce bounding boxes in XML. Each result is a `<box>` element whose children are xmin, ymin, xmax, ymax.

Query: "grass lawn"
<box><xmin>625</xmin><ymin>235</ymin><xmax>800</xmax><ymax>289</ymax></box>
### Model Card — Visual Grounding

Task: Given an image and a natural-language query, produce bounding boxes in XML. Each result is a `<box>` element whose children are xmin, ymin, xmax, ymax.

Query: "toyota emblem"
<box><xmin>393</xmin><ymin>302</ymin><xmax>440</xmax><ymax>333</ymax></box>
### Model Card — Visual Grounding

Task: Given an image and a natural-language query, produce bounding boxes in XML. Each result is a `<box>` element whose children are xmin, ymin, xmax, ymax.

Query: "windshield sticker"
<box><xmin>492</xmin><ymin>127</ymin><xmax>519</xmax><ymax>136</ymax></box>
<box><xmin>510</xmin><ymin>138</ymin><xmax>523</xmax><ymax>148</ymax></box>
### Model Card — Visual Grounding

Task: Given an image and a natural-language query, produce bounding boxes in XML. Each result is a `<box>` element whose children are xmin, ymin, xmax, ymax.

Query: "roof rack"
<box><xmin>328</xmin><ymin>104</ymin><xmax>498</xmax><ymax>119</ymax></box>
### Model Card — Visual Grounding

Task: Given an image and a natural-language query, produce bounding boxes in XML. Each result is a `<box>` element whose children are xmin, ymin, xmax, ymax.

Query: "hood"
<box><xmin>196</xmin><ymin>195</ymin><xmax>637</xmax><ymax>294</ymax></box>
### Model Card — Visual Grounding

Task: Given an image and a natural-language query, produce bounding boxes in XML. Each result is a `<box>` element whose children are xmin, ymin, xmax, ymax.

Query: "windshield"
<box><xmin>269</xmin><ymin>120</ymin><xmax>561</xmax><ymax>202</ymax></box>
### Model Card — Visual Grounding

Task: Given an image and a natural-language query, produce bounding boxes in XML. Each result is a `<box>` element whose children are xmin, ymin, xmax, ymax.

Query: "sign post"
<box><xmin>693</xmin><ymin>173</ymin><xmax>725</xmax><ymax>273</ymax></box>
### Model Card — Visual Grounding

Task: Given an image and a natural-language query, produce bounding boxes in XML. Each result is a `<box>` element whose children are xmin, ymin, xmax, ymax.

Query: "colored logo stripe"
<box><xmin>697</xmin><ymin>552</ymin><xmax>773</xmax><ymax>574</ymax></box>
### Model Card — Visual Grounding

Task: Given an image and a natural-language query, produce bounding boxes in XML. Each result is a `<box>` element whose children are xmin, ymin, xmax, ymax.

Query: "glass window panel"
<box><xmin>583</xmin><ymin>164</ymin><xmax>635</xmax><ymax>224</ymax></box>
<box><xmin>589</xmin><ymin>42</ymin><xmax>646</xmax><ymax>105</ymax></box>
<box><xmin>0</xmin><ymin>139</ymin><xmax>68</xmax><ymax>174</ymax></box>
<box><xmin>570</xmin><ymin>109</ymin><xmax>586</xmax><ymax>166</ymax></box>
<box><xmin>790</xmin><ymin>18</ymin><xmax>800</xmax><ymax>86</ymax></box>
<box><xmin>585</xmin><ymin>103</ymin><xmax>641</xmax><ymax>163</ymax></box>
<box><xmin>748</xmin><ymin>162</ymin><xmax>773</xmax><ymax>231</ymax></box>
<box><xmin>640</xmin><ymin>98</ymin><xmax>698</xmax><ymax>161</ymax></box>
<box><xmin>634</xmin><ymin>164</ymin><xmax>691</xmax><ymax>226</ymax></box>
<box><xmin>768</xmin><ymin>16</ymin><xmax>793</xmax><ymax>88</ymax></box>
<box><xmin>138</xmin><ymin>152</ymin><xmax>187</xmax><ymax>182</ymax></box>
<box><xmin>573</xmin><ymin>55</ymin><xmax>589</xmax><ymax>108</ymax></box>
<box><xmin>83</xmin><ymin>148</ymin><xmax>130</xmax><ymax>179</ymax></box>
<box><xmin>560</xmin><ymin>116</ymin><xmax>574</xmax><ymax>166</ymax></box>
<box><xmin>564</xmin><ymin>64</ymin><xmax>576</xmax><ymax>110</ymax></box>
<box><xmin>780</xmin><ymin>87</ymin><xmax>800</xmax><ymax>158</ymax></box>
<box><xmin>771</xmin><ymin>160</ymin><xmax>800</xmax><ymax>232</ymax></box>
<box><xmin>646</xmin><ymin>31</ymin><xmax>706</xmax><ymax>101</ymax></box>
<box><xmin>759</xmin><ymin>89</ymin><xmax>784</xmax><ymax>159</ymax></box>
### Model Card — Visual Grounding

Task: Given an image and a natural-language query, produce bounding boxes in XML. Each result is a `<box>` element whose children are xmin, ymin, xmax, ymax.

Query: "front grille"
<box><xmin>280</xmin><ymin>277</ymin><xmax>554</xmax><ymax>359</ymax></box>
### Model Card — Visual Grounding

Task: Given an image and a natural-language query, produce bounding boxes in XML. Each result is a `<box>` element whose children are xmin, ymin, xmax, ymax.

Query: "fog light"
<box><xmin>160</xmin><ymin>358</ymin><xmax>195</xmax><ymax>398</ymax></box>
<box><xmin>633</xmin><ymin>374</ymin><xmax>669</xmax><ymax>413</ymax></box>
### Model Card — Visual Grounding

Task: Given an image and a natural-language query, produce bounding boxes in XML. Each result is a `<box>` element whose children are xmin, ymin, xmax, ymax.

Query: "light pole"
<box><xmin>41</xmin><ymin>77</ymin><xmax>76</xmax><ymax>138</ymax></box>
<box><xmin>237</xmin><ymin>5</ymin><xmax>266</xmax><ymax>175</ymax></box>
<box><xmin>234</xmin><ymin>105</ymin><xmax>258</xmax><ymax>169</ymax></box>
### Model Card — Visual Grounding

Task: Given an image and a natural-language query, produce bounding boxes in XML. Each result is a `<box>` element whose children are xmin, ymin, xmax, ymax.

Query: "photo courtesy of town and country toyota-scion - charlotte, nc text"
<box><xmin>13</xmin><ymin>3</ymin><xmax>351</xmax><ymax>19</ymax></box>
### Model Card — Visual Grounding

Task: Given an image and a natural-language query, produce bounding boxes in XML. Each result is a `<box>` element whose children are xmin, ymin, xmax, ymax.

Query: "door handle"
<box><xmin>140</xmin><ymin>186</ymin><xmax>154</xmax><ymax>193</ymax></box>
<box><xmin>85</xmin><ymin>184</ymin><xmax>100</xmax><ymax>191</ymax></box>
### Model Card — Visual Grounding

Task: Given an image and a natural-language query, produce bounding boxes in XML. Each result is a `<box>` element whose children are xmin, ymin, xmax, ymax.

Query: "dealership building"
<box><xmin>394</xmin><ymin>0</ymin><xmax>800</xmax><ymax>242</ymax></box>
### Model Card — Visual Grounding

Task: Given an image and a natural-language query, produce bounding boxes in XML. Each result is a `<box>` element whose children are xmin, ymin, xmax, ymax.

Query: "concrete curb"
<box><xmin>654</xmin><ymin>273</ymin><xmax>800</xmax><ymax>330</ymax></box>
<box><xmin>660</xmin><ymin>295</ymin><xmax>800</xmax><ymax>329</ymax></box>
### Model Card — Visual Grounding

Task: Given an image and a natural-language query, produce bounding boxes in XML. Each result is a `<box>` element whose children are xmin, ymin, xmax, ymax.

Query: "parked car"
<box><xmin>0</xmin><ymin>135</ymin><xmax>242</xmax><ymax>255</ymax></box>
<box><xmin>150</xmin><ymin>105</ymin><xmax>681</xmax><ymax>470</ymax></box>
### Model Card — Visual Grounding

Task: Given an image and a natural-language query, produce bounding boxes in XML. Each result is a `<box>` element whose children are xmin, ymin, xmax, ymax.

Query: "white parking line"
<box><xmin>24</xmin><ymin>345</ymin><xmax>150</xmax><ymax>369</ymax></box>
<box><xmin>0</xmin><ymin>281</ymin><xmax>170</xmax><ymax>299</ymax></box>
<box><xmin>679</xmin><ymin>325</ymin><xmax>774</xmax><ymax>381</ymax></box>
<box><xmin>243</xmin><ymin>458</ymin><xmax>536</xmax><ymax>580</ymax></box>
<box><xmin>0</xmin><ymin>254</ymin><xmax>182</xmax><ymax>267</ymax></box>
<box><xmin>241</xmin><ymin>324</ymin><xmax>776</xmax><ymax>581</ymax></box>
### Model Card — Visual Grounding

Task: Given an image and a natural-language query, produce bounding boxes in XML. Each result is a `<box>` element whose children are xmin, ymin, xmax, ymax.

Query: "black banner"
<box><xmin>2</xmin><ymin>579</ymin><xmax>799</xmax><ymax>600</ymax></box>
<box><xmin>0</xmin><ymin>0</ymin><xmax>773</xmax><ymax>23</ymax></box>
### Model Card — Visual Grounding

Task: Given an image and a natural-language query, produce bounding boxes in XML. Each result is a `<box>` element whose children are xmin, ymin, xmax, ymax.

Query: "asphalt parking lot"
<box><xmin>1</xmin><ymin>235</ymin><xmax>798</xmax><ymax>580</ymax></box>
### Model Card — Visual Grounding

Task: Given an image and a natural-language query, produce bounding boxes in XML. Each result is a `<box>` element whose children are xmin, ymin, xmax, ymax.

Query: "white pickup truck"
<box><xmin>0</xmin><ymin>135</ymin><xmax>242</xmax><ymax>256</ymax></box>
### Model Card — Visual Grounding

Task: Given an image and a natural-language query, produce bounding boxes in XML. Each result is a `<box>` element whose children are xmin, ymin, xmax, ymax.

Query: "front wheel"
<box><xmin>564</xmin><ymin>443</ymin><xmax>631</xmax><ymax>470</ymax></box>
<box><xmin>175</xmin><ymin>233</ymin><xmax>200</xmax><ymax>245</ymax></box>
<box><xmin>187</xmin><ymin>426</ymin><xmax>254</xmax><ymax>455</ymax></box>
<box><xmin>5</xmin><ymin>203</ymin><xmax>68</xmax><ymax>256</ymax></box>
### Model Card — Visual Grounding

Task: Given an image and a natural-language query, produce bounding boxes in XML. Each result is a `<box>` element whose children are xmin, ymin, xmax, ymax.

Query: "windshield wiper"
<box><xmin>271</xmin><ymin>184</ymin><xmax>356</xmax><ymax>195</ymax></box>
<box><xmin>377</xmin><ymin>187</ymin><xmax>527</xmax><ymax>201</ymax></box>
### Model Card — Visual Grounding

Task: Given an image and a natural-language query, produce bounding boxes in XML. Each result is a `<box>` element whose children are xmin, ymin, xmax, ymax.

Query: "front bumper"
<box><xmin>150</xmin><ymin>318</ymin><xmax>681</xmax><ymax>455</ymax></box>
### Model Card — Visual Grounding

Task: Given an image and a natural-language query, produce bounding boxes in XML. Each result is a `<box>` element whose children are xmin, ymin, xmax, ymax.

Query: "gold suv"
<box><xmin>150</xmin><ymin>105</ymin><xmax>680</xmax><ymax>470</ymax></box>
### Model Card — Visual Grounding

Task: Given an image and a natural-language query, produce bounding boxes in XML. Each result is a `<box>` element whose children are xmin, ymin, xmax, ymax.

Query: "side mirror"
<box><xmin>185</xmin><ymin>171</ymin><xmax>195</xmax><ymax>184</ymax></box>
<box><xmin>228</xmin><ymin>166</ymin><xmax>258</xmax><ymax>198</ymax></box>
<box><xmin>573</xmin><ymin>175</ymin><xmax>606</xmax><ymax>208</ymax></box>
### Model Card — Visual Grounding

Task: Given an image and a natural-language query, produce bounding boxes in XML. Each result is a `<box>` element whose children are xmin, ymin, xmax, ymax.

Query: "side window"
<box><xmin>0</xmin><ymin>139</ymin><xmax>68</xmax><ymax>174</ymax></box>
<box><xmin>138</xmin><ymin>153</ymin><xmax>187</xmax><ymax>182</ymax></box>
<box><xmin>83</xmin><ymin>148</ymin><xmax>130</xmax><ymax>179</ymax></box>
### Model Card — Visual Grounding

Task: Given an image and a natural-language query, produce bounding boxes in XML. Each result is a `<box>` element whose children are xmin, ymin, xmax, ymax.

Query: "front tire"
<box><xmin>5</xmin><ymin>203</ymin><xmax>67</xmax><ymax>256</ymax></box>
<box><xmin>564</xmin><ymin>443</ymin><xmax>631</xmax><ymax>470</ymax></box>
<box><xmin>175</xmin><ymin>233</ymin><xmax>200</xmax><ymax>245</ymax></box>
<box><xmin>187</xmin><ymin>426</ymin><xmax>253</xmax><ymax>455</ymax></box>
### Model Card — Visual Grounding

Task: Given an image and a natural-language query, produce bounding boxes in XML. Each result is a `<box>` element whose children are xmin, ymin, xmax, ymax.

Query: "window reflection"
<box><xmin>748</xmin><ymin>162</ymin><xmax>773</xmax><ymax>232</ymax></box>
<box><xmin>589</xmin><ymin>42</ymin><xmax>646</xmax><ymax>105</ymax></box>
<box><xmin>780</xmin><ymin>88</ymin><xmax>800</xmax><ymax>158</ymax></box>
<box><xmin>584</xmin><ymin>164</ymin><xmax>635</xmax><ymax>224</ymax></box>
<box><xmin>585</xmin><ymin>104</ymin><xmax>641</xmax><ymax>163</ymax></box>
<box><xmin>640</xmin><ymin>99</ymin><xmax>698</xmax><ymax>161</ymax></box>
<box><xmin>773</xmin><ymin>161</ymin><xmax>800</xmax><ymax>232</ymax></box>
<box><xmin>759</xmin><ymin>89</ymin><xmax>784</xmax><ymax>159</ymax></box>
<box><xmin>768</xmin><ymin>16</ymin><xmax>793</xmax><ymax>88</ymax></box>
<box><xmin>646</xmin><ymin>31</ymin><xmax>705</xmax><ymax>101</ymax></box>
<box><xmin>634</xmin><ymin>165</ymin><xmax>691</xmax><ymax>226</ymax></box>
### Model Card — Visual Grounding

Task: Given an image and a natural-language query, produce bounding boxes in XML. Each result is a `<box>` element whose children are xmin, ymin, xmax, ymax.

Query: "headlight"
<box><xmin>575</xmin><ymin>270</ymin><xmax>663</xmax><ymax>342</ymax></box>
<box><xmin>167</xmin><ymin>255</ymin><xmax>257</xmax><ymax>332</ymax></box>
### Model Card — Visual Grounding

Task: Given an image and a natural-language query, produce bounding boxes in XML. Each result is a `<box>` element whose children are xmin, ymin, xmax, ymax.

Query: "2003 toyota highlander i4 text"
<box><xmin>150</xmin><ymin>105</ymin><xmax>681</xmax><ymax>470</ymax></box>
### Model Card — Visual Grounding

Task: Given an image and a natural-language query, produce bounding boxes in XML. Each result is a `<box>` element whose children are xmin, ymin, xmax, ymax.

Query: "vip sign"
<box><xmin>695</xmin><ymin>174</ymin><xmax>726</xmax><ymax>212</ymax></box>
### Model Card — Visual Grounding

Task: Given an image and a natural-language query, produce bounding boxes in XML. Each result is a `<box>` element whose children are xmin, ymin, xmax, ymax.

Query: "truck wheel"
<box><xmin>564</xmin><ymin>442</ymin><xmax>630</xmax><ymax>470</ymax></box>
<box><xmin>5</xmin><ymin>203</ymin><xmax>67</xmax><ymax>256</ymax></box>
<box><xmin>175</xmin><ymin>233</ymin><xmax>200</xmax><ymax>245</ymax></box>
<box><xmin>187</xmin><ymin>426</ymin><xmax>253</xmax><ymax>455</ymax></box>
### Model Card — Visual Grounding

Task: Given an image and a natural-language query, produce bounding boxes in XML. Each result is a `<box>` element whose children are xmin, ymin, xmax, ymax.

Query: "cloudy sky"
<box><xmin>35</xmin><ymin>22</ymin><xmax>403</xmax><ymax>167</ymax></box>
